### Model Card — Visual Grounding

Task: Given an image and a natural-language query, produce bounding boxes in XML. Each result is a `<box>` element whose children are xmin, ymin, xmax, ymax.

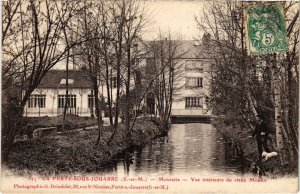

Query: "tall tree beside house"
<box><xmin>1</xmin><ymin>0</ymin><xmax>83</xmax><ymax>162</ymax></box>
<box><xmin>57</xmin><ymin>2</ymin><xmax>76</xmax><ymax>130</ymax></box>
<box><xmin>99</xmin><ymin>2</ymin><xmax>115</xmax><ymax>126</ymax></box>
<box><xmin>75</xmin><ymin>0</ymin><xmax>115</xmax><ymax>127</ymax></box>
<box><xmin>122</xmin><ymin>0</ymin><xmax>148</xmax><ymax>142</ymax></box>
<box><xmin>72</xmin><ymin>0</ymin><xmax>149</xmax><ymax>145</ymax></box>
<box><xmin>147</xmin><ymin>32</ymin><xmax>186</xmax><ymax>131</ymax></box>
<box><xmin>270</xmin><ymin>3</ymin><xmax>299</xmax><ymax>165</ymax></box>
<box><xmin>195</xmin><ymin>1</ymin><xmax>298</xmax><ymax>168</ymax></box>
<box><xmin>195</xmin><ymin>2</ymin><xmax>252</xmax><ymax>125</ymax></box>
<box><xmin>107</xmin><ymin>0</ymin><xmax>148</xmax><ymax>144</ymax></box>
<box><xmin>72</xmin><ymin>1</ymin><xmax>107</xmax><ymax>145</ymax></box>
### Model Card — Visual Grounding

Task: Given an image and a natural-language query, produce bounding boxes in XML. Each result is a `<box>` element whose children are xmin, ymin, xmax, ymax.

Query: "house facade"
<box><xmin>171</xmin><ymin>58</ymin><xmax>211</xmax><ymax>116</ymax></box>
<box><xmin>24</xmin><ymin>39</ymin><xmax>212</xmax><ymax>118</ymax></box>
<box><xmin>24</xmin><ymin>70</ymin><xmax>98</xmax><ymax>117</ymax></box>
<box><xmin>168</xmin><ymin>40</ymin><xmax>212</xmax><ymax>117</ymax></box>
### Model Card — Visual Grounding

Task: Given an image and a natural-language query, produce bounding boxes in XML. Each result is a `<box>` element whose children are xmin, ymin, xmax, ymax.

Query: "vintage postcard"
<box><xmin>1</xmin><ymin>0</ymin><xmax>299</xmax><ymax>193</ymax></box>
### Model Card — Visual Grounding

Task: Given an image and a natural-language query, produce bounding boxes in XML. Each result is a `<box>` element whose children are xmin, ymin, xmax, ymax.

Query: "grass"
<box><xmin>5</xmin><ymin>118</ymin><xmax>160</xmax><ymax>176</ymax></box>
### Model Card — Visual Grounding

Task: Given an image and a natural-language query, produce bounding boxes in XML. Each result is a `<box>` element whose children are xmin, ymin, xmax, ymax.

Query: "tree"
<box><xmin>195</xmin><ymin>1</ymin><xmax>298</xmax><ymax>168</ymax></box>
<box><xmin>122</xmin><ymin>0</ymin><xmax>148</xmax><ymax>142</ymax></box>
<box><xmin>2</xmin><ymin>0</ymin><xmax>83</xmax><ymax>162</ymax></box>
<box><xmin>2</xmin><ymin>0</ymin><xmax>21</xmax><ymax>46</ymax></box>
<box><xmin>72</xmin><ymin>0</ymin><xmax>149</xmax><ymax>145</ymax></box>
<box><xmin>72</xmin><ymin>1</ymin><xmax>107</xmax><ymax>145</ymax></box>
<box><xmin>107</xmin><ymin>0</ymin><xmax>148</xmax><ymax>143</ymax></box>
<box><xmin>147</xmin><ymin>31</ymin><xmax>185</xmax><ymax>130</ymax></box>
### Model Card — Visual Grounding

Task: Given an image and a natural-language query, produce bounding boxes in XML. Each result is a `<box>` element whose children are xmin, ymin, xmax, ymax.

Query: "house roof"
<box><xmin>180</xmin><ymin>40</ymin><xmax>203</xmax><ymax>59</ymax></box>
<box><xmin>37</xmin><ymin>70</ymin><xmax>92</xmax><ymax>89</ymax></box>
<box><xmin>143</xmin><ymin>40</ymin><xmax>211</xmax><ymax>59</ymax></box>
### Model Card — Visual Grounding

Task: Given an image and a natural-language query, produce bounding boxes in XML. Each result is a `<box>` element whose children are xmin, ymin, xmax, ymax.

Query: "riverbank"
<box><xmin>212</xmin><ymin>117</ymin><xmax>297</xmax><ymax>177</ymax></box>
<box><xmin>5</xmin><ymin>118</ymin><xmax>160</xmax><ymax>176</ymax></box>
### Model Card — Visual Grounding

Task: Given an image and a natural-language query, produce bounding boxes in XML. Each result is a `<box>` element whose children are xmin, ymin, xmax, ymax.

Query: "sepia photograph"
<box><xmin>1</xmin><ymin>0</ymin><xmax>299</xmax><ymax>193</ymax></box>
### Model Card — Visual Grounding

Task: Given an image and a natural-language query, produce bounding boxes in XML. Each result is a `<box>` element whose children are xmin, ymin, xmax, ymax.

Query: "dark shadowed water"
<box><xmin>101</xmin><ymin>123</ymin><xmax>245</xmax><ymax>176</ymax></box>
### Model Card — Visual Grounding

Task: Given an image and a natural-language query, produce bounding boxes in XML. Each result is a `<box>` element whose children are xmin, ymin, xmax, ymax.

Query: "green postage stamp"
<box><xmin>245</xmin><ymin>3</ymin><xmax>288</xmax><ymax>55</ymax></box>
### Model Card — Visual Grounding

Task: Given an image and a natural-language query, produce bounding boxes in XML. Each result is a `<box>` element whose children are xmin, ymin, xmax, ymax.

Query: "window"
<box><xmin>186</xmin><ymin>77</ymin><xmax>203</xmax><ymax>88</ymax></box>
<box><xmin>28</xmin><ymin>96</ymin><xmax>35</xmax><ymax>108</ymax></box>
<box><xmin>185</xmin><ymin>60</ymin><xmax>203</xmax><ymax>72</ymax></box>
<box><xmin>112</xmin><ymin>77</ymin><xmax>117</xmax><ymax>88</ymax></box>
<box><xmin>88</xmin><ymin>95</ymin><xmax>94</xmax><ymax>109</ymax></box>
<box><xmin>58</xmin><ymin>95</ymin><xmax>76</xmax><ymax>108</ymax></box>
<box><xmin>185</xmin><ymin>97</ymin><xmax>203</xmax><ymax>108</ymax></box>
<box><xmin>28</xmin><ymin>95</ymin><xmax>46</xmax><ymax>108</ymax></box>
<box><xmin>60</xmin><ymin>79</ymin><xmax>74</xmax><ymax>84</ymax></box>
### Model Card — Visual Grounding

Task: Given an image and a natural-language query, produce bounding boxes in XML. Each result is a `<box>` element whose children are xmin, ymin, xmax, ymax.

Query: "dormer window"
<box><xmin>60</xmin><ymin>79</ymin><xmax>74</xmax><ymax>84</ymax></box>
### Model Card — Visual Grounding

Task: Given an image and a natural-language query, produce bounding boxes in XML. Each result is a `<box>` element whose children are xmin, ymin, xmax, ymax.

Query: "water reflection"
<box><xmin>103</xmin><ymin>123</ymin><xmax>244</xmax><ymax>176</ymax></box>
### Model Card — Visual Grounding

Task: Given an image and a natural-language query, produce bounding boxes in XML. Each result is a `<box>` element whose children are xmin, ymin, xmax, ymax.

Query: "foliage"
<box><xmin>2</xmin><ymin>0</ymin><xmax>85</xmax><ymax>161</ymax></box>
<box><xmin>196</xmin><ymin>1</ymin><xmax>298</xmax><ymax>169</ymax></box>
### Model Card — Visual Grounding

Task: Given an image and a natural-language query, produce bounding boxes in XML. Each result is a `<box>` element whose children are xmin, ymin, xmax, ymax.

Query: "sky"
<box><xmin>55</xmin><ymin>0</ymin><xmax>204</xmax><ymax>69</ymax></box>
<box><xmin>143</xmin><ymin>0</ymin><xmax>204</xmax><ymax>40</ymax></box>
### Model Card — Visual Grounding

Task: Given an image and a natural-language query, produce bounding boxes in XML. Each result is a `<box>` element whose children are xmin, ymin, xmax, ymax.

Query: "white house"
<box><xmin>24</xmin><ymin>70</ymin><xmax>98</xmax><ymax>117</ymax></box>
<box><xmin>137</xmin><ymin>39</ymin><xmax>212</xmax><ymax>119</ymax></box>
<box><xmin>167</xmin><ymin>40</ymin><xmax>212</xmax><ymax>117</ymax></box>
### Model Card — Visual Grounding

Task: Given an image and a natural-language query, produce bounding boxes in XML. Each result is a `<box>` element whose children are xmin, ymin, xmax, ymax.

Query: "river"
<box><xmin>101</xmin><ymin>123</ymin><xmax>246</xmax><ymax>177</ymax></box>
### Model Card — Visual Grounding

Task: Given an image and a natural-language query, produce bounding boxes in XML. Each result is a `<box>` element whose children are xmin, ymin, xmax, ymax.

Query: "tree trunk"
<box><xmin>63</xmin><ymin>27</ymin><xmax>70</xmax><ymax>130</ymax></box>
<box><xmin>94</xmin><ymin>78</ymin><xmax>103</xmax><ymax>145</ymax></box>
<box><xmin>2</xmin><ymin>103</ymin><xmax>24</xmax><ymax>163</ymax></box>
<box><xmin>271</xmin><ymin>54</ymin><xmax>287</xmax><ymax>166</ymax></box>
<box><xmin>286</xmin><ymin>52</ymin><xmax>298</xmax><ymax>145</ymax></box>
<box><xmin>105</xmin><ymin>55</ymin><xmax>113</xmax><ymax>126</ymax></box>
<box><xmin>63</xmin><ymin>57</ymin><xmax>69</xmax><ymax>126</ymax></box>
<box><xmin>125</xmin><ymin>45</ymin><xmax>131</xmax><ymax>143</ymax></box>
<box><xmin>90</xmin><ymin>89</ymin><xmax>94</xmax><ymax>117</ymax></box>
<box><xmin>114</xmin><ymin>47</ymin><xmax>122</xmax><ymax>129</ymax></box>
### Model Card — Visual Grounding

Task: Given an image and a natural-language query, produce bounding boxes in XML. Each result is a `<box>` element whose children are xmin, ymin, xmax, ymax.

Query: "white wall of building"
<box><xmin>24</xmin><ymin>84</ymin><xmax>122</xmax><ymax>117</ymax></box>
<box><xmin>24</xmin><ymin>88</ymin><xmax>93</xmax><ymax>117</ymax></box>
<box><xmin>171</xmin><ymin>58</ymin><xmax>212</xmax><ymax>116</ymax></box>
